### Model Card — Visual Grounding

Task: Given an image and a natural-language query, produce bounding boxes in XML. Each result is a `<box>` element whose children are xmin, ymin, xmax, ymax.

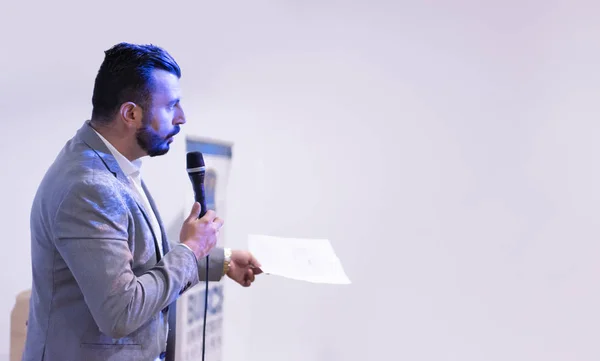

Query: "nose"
<box><xmin>174</xmin><ymin>104</ymin><xmax>186</xmax><ymax>125</ymax></box>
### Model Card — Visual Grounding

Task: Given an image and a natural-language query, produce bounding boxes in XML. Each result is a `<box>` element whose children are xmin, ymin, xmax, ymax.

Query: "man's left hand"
<box><xmin>226</xmin><ymin>250</ymin><xmax>263</xmax><ymax>287</ymax></box>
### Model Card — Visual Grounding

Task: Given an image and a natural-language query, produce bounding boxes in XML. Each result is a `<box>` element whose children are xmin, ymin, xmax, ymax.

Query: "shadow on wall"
<box><xmin>10</xmin><ymin>289</ymin><xmax>30</xmax><ymax>361</ymax></box>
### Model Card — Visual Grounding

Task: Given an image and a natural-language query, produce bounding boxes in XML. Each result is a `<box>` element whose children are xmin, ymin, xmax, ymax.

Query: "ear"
<box><xmin>118</xmin><ymin>102</ymin><xmax>143</xmax><ymax>129</ymax></box>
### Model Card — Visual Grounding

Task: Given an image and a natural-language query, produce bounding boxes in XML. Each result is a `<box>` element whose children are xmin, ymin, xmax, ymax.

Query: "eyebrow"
<box><xmin>169</xmin><ymin>98</ymin><xmax>180</xmax><ymax>106</ymax></box>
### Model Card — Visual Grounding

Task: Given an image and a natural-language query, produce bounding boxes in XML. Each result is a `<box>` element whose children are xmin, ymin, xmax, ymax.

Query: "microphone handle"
<box><xmin>189</xmin><ymin>172</ymin><xmax>208</xmax><ymax>218</ymax></box>
<box><xmin>196</xmin><ymin>183</ymin><xmax>207</xmax><ymax>218</ymax></box>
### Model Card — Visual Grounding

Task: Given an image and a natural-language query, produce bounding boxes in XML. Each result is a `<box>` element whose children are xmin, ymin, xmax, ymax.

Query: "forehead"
<box><xmin>149</xmin><ymin>69</ymin><xmax>181</xmax><ymax>103</ymax></box>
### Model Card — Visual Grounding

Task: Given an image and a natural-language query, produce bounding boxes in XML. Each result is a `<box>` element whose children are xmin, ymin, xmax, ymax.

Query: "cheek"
<box><xmin>150</xmin><ymin>114</ymin><xmax>172</xmax><ymax>135</ymax></box>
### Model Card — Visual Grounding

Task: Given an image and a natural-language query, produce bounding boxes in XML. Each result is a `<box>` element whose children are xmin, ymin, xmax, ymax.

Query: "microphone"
<box><xmin>186</xmin><ymin>151</ymin><xmax>207</xmax><ymax>218</ymax></box>
<box><xmin>185</xmin><ymin>151</ymin><xmax>210</xmax><ymax>361</ymax></box>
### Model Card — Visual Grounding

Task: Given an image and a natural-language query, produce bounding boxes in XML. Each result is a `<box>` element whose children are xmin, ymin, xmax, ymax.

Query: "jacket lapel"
<box><xmin>76</xmin><ymin>121</ymin><xmax>163</xmax><ymax>261</ymax></box>
<box><xmin>141</xmin><ymin>181</ymin><xmax>170</xmax><ymax>255</ymax></box>
<box><xmin>142</xmin><ymin>180</ymin><xmax>178</xmax><ymax>361</ymax></box>
<box><xmin>134</xmin><ymin>195</ymin><xmax>163</xmax><ymax>262</ymax></box>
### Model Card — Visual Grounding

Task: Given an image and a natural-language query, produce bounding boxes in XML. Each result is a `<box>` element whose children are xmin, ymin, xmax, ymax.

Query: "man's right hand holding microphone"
<box><xmin>179</xmin><ymin>201</ymin><xmax>262</xmax><ymax>286</ymax></box>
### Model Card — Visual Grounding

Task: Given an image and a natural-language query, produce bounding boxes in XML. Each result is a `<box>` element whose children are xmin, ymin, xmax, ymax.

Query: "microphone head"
<box><xmin>186</xmin><ymin>151</ymin><xmax>205</xmax><ymax>171</ymax></box>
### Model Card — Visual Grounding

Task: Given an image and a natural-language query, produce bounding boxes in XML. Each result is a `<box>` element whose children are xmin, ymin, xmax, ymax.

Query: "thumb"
<box><xmin>249</xmin><ymin>254</ymin><xmax>262</xmax><ymax>269</ymax></box>
<box><xmin>186</xmin><ymin>202</ymin><xmax>201</xmax><ymax>221</ymax></box>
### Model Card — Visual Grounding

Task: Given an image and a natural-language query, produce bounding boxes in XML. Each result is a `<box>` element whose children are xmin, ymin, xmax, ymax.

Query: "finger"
<box><xmin>212</xmin><ymin>217</ymin><xmax>224</xmax><ymax>229</ymax></box>
<box><xmin>251</xmin><ymin>266</ymin><xmax>263</xmax><ymax>275</ymax></box>
<box><xmin>249</xmin><ymin>254</ymin><xmax>262</xmax><ymax>268</ymax></box>
<box><xmin>245</xmin><ymin>269</ymin><xmax>255</xmax><ymax>284</ymax></box>
<box><xmin>200</xmin><ymin>209</ymin><xmax>216</xmax><ymax>222</ymax></box>
<box><xmin>185</xmin><ymin>202</ymin><xmax>201</xmax><ymax>222</ymax></box>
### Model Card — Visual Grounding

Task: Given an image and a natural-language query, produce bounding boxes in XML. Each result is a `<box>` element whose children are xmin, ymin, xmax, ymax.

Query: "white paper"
<box><xmin>248</xmin><ymin>234</ymin><xmax>351</xmax><ymax>284</ymax></box>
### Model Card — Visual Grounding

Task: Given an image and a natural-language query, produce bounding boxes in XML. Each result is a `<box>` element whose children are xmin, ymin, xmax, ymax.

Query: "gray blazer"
<box><xmin>22</xmin><ymin>121</ymin><xmax>224</xmax><ymax>361</ymax></box>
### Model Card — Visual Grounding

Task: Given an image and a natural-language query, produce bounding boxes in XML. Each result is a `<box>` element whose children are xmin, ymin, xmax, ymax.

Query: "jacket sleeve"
<box><xmin>182</xmin><ymin>246</ymin><xmax>225</xmax><ymax>282</ymax></box>
<box><xmin>52</xmin><ymin>178</ymin><xmax>210</xmax><ymax>339</ymax></box>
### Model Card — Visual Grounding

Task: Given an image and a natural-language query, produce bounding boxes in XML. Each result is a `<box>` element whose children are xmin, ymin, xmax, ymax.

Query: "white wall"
<box><xmin>1</xmin><ymin>0</ymin><xmax>599</xmax><ymax>360</ymax></box>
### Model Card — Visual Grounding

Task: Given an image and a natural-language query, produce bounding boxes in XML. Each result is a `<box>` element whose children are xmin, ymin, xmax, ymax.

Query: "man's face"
<box><xmin>136</xmin><ymin>69</ymin><xmax>185</xmax><ymax>157</ymax></box>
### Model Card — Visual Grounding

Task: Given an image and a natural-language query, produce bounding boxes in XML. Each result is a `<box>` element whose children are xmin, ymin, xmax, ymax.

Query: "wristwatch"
<box><xmin>223</xmin><ymin>248</ymin><xmax>232</xmax><ymax>275</ymax></box>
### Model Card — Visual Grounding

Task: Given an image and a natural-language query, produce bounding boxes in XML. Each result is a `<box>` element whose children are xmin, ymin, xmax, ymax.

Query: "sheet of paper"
<box><xmin>248</xmin><ymin>234</ymin><xmax>351</xmax><ymax>284</ymax></box>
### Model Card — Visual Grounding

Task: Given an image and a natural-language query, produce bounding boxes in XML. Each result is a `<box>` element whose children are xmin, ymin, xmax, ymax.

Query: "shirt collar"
<box><xmin>92</xmin><ymin>129</ymin><xmax>142</xmax><ymax>178</ymax></box>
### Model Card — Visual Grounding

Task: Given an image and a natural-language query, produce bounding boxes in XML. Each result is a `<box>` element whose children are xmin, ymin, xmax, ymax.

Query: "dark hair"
<box><xmin>91</xmin><ymin>42</ymin><xmax>181</xmax><ymax>122</ymax></box>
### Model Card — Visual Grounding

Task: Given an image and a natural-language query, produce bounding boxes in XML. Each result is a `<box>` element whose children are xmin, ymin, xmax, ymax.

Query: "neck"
<box><xmin>90</xmin><ymin>120</ymin><xmax>144</xmax><ymax>161</ymax></box>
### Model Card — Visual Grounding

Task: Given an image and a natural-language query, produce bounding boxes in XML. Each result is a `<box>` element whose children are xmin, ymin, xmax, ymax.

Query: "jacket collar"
<box><xmin>76</xmin><ymin>120</ymin><xmax>129</xmax><ymax>184</ymax></box>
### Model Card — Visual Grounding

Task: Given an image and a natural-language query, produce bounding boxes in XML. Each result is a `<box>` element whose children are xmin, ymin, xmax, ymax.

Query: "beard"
<box><xmin>136</xmin><ymin>114</ymin><xmax>180</xmax><ymax>157</ymax></box>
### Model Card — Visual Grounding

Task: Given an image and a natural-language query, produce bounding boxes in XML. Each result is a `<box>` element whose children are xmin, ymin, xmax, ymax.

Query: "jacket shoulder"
<box><xmin>32</xmin><ymin>139</ymin><xmax>127</xmax><ymax>217</ymax></box>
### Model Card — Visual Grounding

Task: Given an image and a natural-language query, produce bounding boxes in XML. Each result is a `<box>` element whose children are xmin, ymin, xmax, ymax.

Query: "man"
<box><xmin>22</xmin><ymin>43</ymin><xmax>262</xmax><ymax>361</ymax></box>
